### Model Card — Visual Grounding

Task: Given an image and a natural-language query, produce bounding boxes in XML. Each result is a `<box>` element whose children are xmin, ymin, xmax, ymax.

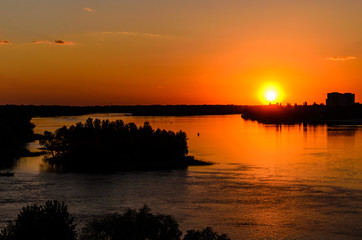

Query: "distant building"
<box><xmin>326</xmin><ymin>92</ymin><xmax>355</xmax><ymax>107</ymax></box>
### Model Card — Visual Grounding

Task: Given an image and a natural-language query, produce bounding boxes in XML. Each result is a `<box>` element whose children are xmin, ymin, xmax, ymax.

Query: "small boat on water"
<box><xmin>0</xmin><ymin>172</ymin><xmax>14</xmax><ymax>177</ymax></box>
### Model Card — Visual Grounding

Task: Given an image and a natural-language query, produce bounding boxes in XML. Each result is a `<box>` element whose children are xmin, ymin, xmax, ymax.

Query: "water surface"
<box><xmin>1</xmin><ymin>114</ymin><xmax>361</xmax><ymax>239</ymax></box>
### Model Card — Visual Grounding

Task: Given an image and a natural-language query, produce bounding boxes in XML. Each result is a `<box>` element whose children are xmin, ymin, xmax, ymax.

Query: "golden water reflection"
<box><xmin>27</xmin><ymin>114</ymin><xmax>362</xmax><ymax>190</ymax></box>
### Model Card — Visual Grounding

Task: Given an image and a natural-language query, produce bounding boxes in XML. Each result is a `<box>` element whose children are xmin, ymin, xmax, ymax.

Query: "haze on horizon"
<box><xmin>0</xmin><ymin>0</ymin><xmax>361</xmax><ymax>106</ymax></box>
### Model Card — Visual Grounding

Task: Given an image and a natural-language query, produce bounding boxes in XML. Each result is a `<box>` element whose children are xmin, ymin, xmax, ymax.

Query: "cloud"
<box><xmin>0</xmin><ymin>40</ymin><xmax>11</xmax><ymax>45</ymax></box>
<box><xmin>54</xmin><ymin>40</ymin><xmax>73</xmax><ymax>45</ymax></box>
<box><xmin>84</xmin><ymin>8</ymin><xmax>95</xmax><ymax>13</ymax></box>
<box><xmin>101</xmin><ymin>32</ymin><xmax>165</xmax><ymax>38</ymax></box>
<box><xmin>32</xmin><ymin>40</ymin><xmax>74</xmax><ymax>45</ymax></box>
<box><xmin>325</xmin><ymin>56</ymin><xmax>357</xmax><ymax>61</ymax></box>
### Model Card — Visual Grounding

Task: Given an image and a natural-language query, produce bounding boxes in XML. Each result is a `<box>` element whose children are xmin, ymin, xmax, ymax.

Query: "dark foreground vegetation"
<box><xmin>0</xmin><ymin>105</ymin><xmax>246</xmax><ymax>117</ymax></box>
<box><xmin>40</xmin><ymin>118</ymin><xmax>208</xmax><ymax>172</ymax></box>
<box><xmin>0</xmin><ymin>109</ymin><xmax>36</xmax><ymax>168</ymax></box>
<box><xmin>241</xmin><ymin>104</ymin><xmax>362</xmax><ymax>124</ymax></box>
<box><xmin>0</xmin><ymin>201</ymin><xmax>230</xmax><ymax>240</ymax></box>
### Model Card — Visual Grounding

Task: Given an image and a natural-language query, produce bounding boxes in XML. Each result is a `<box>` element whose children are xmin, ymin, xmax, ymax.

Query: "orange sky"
<box><xmin>0</xmin><ymin>0</ymin><xmax>361</xmax><ymax>105</ymax></box>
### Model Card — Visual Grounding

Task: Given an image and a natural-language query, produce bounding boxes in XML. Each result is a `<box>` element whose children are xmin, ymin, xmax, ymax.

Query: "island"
<box><xmin>40</xmin><ymin>118</ymin><xmax>209</xmax><ymax>172</ymax></box>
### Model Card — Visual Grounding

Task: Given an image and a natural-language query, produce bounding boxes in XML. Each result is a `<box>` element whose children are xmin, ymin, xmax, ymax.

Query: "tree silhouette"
<box><xmin>0</xmin><ymin>202</ymin><xmax>231</xmax><ymax>240</ymax></box>
<box><xmin>0</xmin><ymin>110</ymin><xmax>35</xmax><ymax>168</ymax></box>
<box><xmin>80</xmin><ymin>205</ymin><xmax>182</xmax><ymax>240</ymax></box>
<box><xmin>183</xmin><ymin>227</ymin><xmax>231</xmax><ymax>240</ymax></box>
<box><xmin>0</xmin><ymin>200</ymin><xmax>76</xmax><ymax>240</ymax></box>
<box><xmin>40</xmin><ymin>118</ymin><xmax>200</xmax><ymax>172</ymax></box>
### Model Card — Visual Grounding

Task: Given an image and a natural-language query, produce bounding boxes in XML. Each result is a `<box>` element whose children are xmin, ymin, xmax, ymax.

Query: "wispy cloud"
<box><xmin>84</xmin><ymin>7</ymin><xmax>95</xmax><ymax>13</ymax></box>
<box><xmin>32</xmin><ymin>40</ymin><xmax>74</xmax><ymax>45</ymax></box>
<box><xmin>0</xmin><ymin>40</ymin><xmax>11</xmax><ymax>45</ymax></box>
<box><xmin>325</xmin><ymin>56</ymin><xmax>357</xmax><ymax>61</ymax></box>
<box><xmin>101</xmin><ymin>32</ymin><xmax>165</xmax><ymax>38</ymax></box>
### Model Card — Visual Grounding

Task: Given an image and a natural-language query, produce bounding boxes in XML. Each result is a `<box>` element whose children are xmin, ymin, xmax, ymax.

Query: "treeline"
<box><xmin>0</xmin><ymin>105</ymin><xmax>246</xmax><ymax>117</ymax></box>
<box><xmin>241</xmin><ymin>104</ymin><xmax>362</xmax><ymax>124</ymax></box>
<box><xmin>0</xmin><ymin>201</ymin><xmax>230</xmax><ymax>240</ymax></box>
<box><xmin>41</xmin><ymin>118</ymin><xmax>207</xmax><ymax>172</ymax></box>
<box><xmin>0</xmin><ymin>109</ymin><xmax>35</xmax><ymax>168</ymax></box>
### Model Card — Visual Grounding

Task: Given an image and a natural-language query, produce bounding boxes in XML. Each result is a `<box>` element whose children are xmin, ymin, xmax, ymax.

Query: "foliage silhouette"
<box><xmin>241</xmin><ymin>104</ymin><xmax>362</xmax><ymax>124</ymax></box>
<box><xmin>81</xmin><ymin>206</ymin><xmax>231</xmax><ymax>240</ymax></box>
<box><xmin>40</xmin><ymin>118</ymin><xmax>207</xmax><ymax>172</ymax></box>
<box><xmin>0</xmin><ymin>109</ymin><xmax>35</xmax><ymax>168</ymax></box>
<box><xmin>0</xmin><ymin>200</ymin><xmax>76</xmax><ymax>240</ymax></box>
<box><xmin>0</xmin><ymin>202</ymin><xmax>231</xmax><ymax>240</ymax></box>
<box><xmin>183</xmin><ymin>227</ymin><xmax>231</xmax><ymax>240</ymax></box>
<box><xmin>80</xmin><ymin>205</ymin><xmax>182</xmax><ymax>240</ymax></box>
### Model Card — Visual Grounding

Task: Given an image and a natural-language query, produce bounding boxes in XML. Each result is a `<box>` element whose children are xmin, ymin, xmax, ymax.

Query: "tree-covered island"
<box><xmin>40</xmin><ymin>118</ymin><xmax>209</xmax><ymax>172</ymax></box>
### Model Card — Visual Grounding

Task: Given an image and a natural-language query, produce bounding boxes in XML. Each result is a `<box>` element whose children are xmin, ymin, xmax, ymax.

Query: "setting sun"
<box><xmin>258</xmin><ymin>82</ymin><xmax>284</xmax><ymax>104</ymax></box>
<box><xmin>265</xmin><ymin>90</ymin><xmax>277</xmax><ymax>102</ymax></box>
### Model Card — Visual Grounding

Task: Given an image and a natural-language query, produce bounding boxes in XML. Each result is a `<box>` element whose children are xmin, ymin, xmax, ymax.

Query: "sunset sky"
<box><xmin>1</xmin><ymin>0</ymin><xmax>361</xmax><ymax>105</ymax></box>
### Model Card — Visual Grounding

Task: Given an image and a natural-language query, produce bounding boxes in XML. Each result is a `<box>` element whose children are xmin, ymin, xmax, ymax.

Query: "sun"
<box><xmin>265</xmin><ymin>90</ymin><xmax>277</xmax><ymax>102</ymax></box>
<box><xmin>258</xmin><ymin>82</ymin><xmax>284</xmax><ymax>104</ymax></box>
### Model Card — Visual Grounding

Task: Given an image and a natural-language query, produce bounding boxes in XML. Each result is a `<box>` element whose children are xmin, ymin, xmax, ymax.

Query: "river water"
<box><xmin>1</xmin><ymin>114</ymin><xmax>361</xmax><ymax>239</ymax></box>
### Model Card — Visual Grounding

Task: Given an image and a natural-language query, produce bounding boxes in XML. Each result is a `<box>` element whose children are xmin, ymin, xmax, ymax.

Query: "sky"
<box><xmin>0</xmin><ymin>0</ymin><xmax>361</xmax><ymax>105</ymax></box>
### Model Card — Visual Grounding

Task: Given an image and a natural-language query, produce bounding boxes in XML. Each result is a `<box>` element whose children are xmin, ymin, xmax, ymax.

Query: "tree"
<box><xmin>0</xmin><ymin>200</ymin><xmax>76</xmax><ymax>240</ymax></box>
<box><xmin>40</xmin><ymin>118</ymin><xmax>195</xmax><ymax>172</ymax></box>
<box><xmin>80</xmin><ymin>205</ymin><xmax>182</xmax><ymax>240</ymax></box>
<box><xmin>183</xmin><ymin>227</ymin><xmax>231</xmax><ymax>240</ymax></box>
<box><xmin>0</xmin><ymin>201</ymin><xmax>231</xmax><ymax>240</ymax></box>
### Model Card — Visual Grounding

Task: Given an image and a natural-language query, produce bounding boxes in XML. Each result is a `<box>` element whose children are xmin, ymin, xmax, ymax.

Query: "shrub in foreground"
<box><xmin>80</xmin><ymin>205</ymin><xmax>181</xmax><ymax>240</ymax></box>
<box><xmin>183</xmin><ymin>227</ymin><xmax>231</xmax><ymax>240</ymax></box>
<box><xmin>0</xmin><ymin>202</ymin><xmax>231</xmax><ymax>240</ymax></box>
<box><xmin>0</xmin><ymin>200</ymin><xmax>76</xmax><ymax>240</ymax></box>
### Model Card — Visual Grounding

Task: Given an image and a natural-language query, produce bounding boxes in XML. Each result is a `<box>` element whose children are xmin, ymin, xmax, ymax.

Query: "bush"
<box><xmin>80</xmin><ymin>205</ymin><xmax>182</xmax><ymax>240</ymax></box>
<box><xmin>183</xmin><ymin>227</ymin><xmax>231</xmax><ymax>240</ymax></box>
<box><xmin>0</xmin><ymin>202</ymin><xmax>231</xmax><ymax>240</ymax></box>
<box><xmin>0</xmin><ymin>200</ymin><xmax>76</xmax><ymax>240</ymax></box>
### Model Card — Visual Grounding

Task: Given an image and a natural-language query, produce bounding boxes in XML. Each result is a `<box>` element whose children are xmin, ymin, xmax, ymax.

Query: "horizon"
<box><xmin>1</xmin><ymin>0</ymin><xmax>361</xmax><ymax>105</ymax></box>
<box><xmin>1</xmin><ymin>91</ymin><xmax>360</xmax><ymax>107</ymax></box>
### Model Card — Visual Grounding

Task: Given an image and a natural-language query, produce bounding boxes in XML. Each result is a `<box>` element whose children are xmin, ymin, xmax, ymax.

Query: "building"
<box><xmin>326</xmin><ymin>92</ymin><xmax>355</xmax><ymax>107</ymax></box>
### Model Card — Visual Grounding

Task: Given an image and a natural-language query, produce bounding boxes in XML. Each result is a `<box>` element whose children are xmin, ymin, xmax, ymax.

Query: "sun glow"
<box><xmin>265</xmin><ymin>90</ymin><xmax>277</xmax><ymax>102</ymax></box>
<box><xmin>258</xmin><ymin>82</ymin><xmax>284</xmax><ymax>104</ymax></box>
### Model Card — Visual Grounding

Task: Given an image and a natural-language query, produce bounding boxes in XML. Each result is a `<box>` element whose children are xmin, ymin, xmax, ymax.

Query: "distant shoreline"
<box><xmin>0</xmin><ymin>104</ymin><xmax>246</xmax><ymax>117</ymax></box>
<box><xmin>241</xmin><ymin>104</ymin><xmax>362</xmax><ymax>125</ymax></box>
<box><xmin>1</xmin><ymin>104</ymin><xmax>362</xmax><ymax>125</ymax></box>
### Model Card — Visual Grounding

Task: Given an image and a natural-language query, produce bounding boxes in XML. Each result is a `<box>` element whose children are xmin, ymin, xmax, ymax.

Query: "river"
<box><xmin>1</xmin><ymin>114</ymin><xmax>361</xmax><ymax>239</ymax></box>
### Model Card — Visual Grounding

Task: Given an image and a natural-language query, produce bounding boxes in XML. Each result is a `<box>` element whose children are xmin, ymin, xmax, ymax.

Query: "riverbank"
<box><xmin>0</xmin><ymin>109</ymin><xmax>38</xmax><ymax>168</ymax></box>
<box><xmin>241</xmin><ymin>104</ymin><xmax>362</xmax><ymax>124</ymax></box>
